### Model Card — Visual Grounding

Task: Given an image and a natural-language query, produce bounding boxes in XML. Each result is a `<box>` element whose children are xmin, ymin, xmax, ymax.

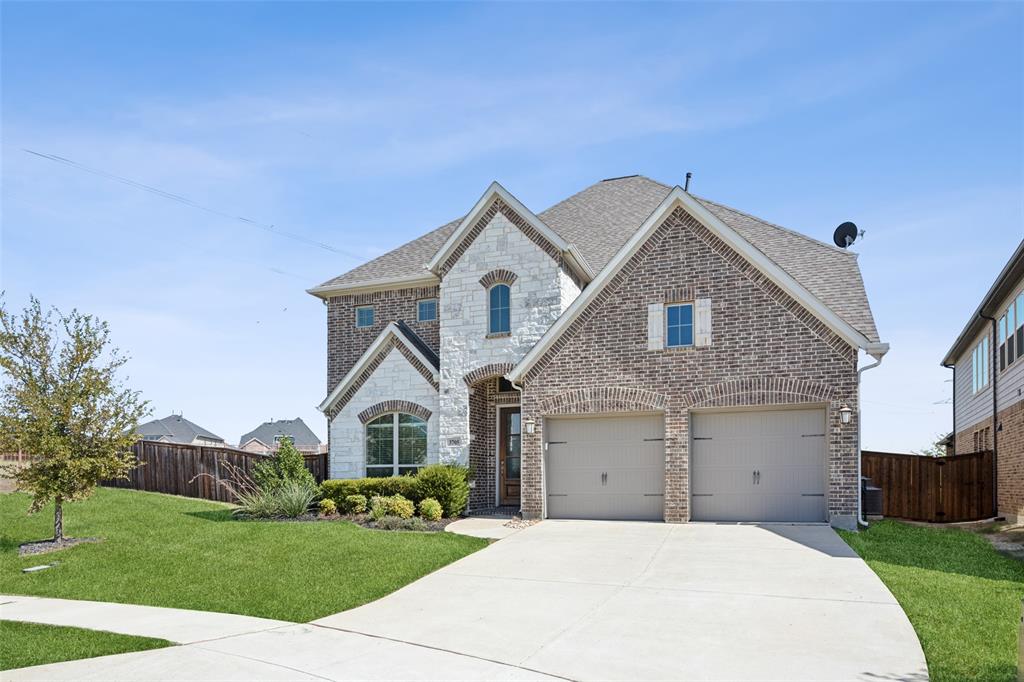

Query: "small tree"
<box><xmin>252</xmin><ymin>437</ymin><xmax>314</xmax><ymax>490</ymax></box>
<box><xmin>0</xmin><ymin>297</ymin><xmax>148</xmax><ymax>541</ymax></box>
<box><xmin>913</xmin><ymin>433</ymin><xmax>950</xmax><ymax>458</ymax></box>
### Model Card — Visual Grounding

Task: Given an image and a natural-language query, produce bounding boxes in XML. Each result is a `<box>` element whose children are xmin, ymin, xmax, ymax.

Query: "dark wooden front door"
<box><xmin>499</xmin><ymin>407</ymin><xmax>521</xmax><ymax>506</ymax></box>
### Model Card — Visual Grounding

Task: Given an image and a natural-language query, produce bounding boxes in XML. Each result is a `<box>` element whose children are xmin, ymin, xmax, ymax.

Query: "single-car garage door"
<box><xmin>691</xmin><ymin>408</ymin><xmax>827</xmax><ymax>523</ymax></box>
<box><xmin>546</xmin><ymin>414</ymin><xmax>664</xmax><ymax>521</ymax></box>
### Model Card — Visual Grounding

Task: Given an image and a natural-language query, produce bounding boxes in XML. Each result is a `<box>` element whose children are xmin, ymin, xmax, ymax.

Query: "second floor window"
<box><xmin>489</xmin><ymin>284</ymin><xmax>510</xmax><ymax>335</ymax></box>
<box><xmin>972</xmin><ymin>336</ymin><xmax>990</xmax><ymax>394</ymax></box>
<box><xmin>999</xmin><ymin>291</ymin><xmax>1024</xmax><ymax>372</ymax></box>
<box><xmin>417</xmin><ymin>299</ymin><xmax>437</xmax><ymax>322</ymax></box>
<box><xmin>666</xmin><ymin>303</ymin><xmax>694</xmax><ymax>348</ymax></box>
<box><xmin>355</xmin><ymin>305</ymin><xmax>375</xmax><ymax>328</ymax></box>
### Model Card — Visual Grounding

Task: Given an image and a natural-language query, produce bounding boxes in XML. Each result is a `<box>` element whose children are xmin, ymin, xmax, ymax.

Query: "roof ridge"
<box><xmin>537</xmin><ymin>173</ymin><xmax>671</xmax><ymax>222</ymax></box>
<box><xmin>692</xmin><ymin>194</ymin><xmax>856</xmax><ymax>257</ymax></box>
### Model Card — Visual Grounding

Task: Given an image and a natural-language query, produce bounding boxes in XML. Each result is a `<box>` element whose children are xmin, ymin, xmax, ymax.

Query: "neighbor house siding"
<box><xmin>518</xmin><ymin>205</ymin><xmax>860</xmax><ymax>528</ymax></box>
<box><xmin>327</xmin><ymin>285</ymin><xmax>440</xmax><ymax>393</ymax></box>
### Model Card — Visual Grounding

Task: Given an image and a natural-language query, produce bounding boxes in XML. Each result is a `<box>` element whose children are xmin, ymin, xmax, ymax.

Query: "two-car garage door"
<box><xmin>690</xmin><ymin>408</ymin><xmax>827</xmax><ymax>523</ymax></box>
<box><xmin>545</xmin><ymin>407</ymin><xmax>827</xmax><ymax>523</ymax></box>
<box><xmin>546</xmin><ymin>415</ymin><xmax>665</xmax><ymax>521</ymax></box>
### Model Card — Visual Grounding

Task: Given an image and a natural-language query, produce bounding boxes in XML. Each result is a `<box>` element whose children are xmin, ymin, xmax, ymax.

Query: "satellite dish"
<box><xmin>833</xmin><ymin>222</ymin><xmax>860</xmax><ymax>248</ymax></box>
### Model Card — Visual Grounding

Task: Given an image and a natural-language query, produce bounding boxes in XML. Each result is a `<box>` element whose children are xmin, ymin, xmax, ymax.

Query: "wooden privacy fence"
<box><xmin>104</xmin><ymin>440</ymin><xmax>329</xmax><ymax>503</ymax></box>
<box><xmin>861</xmin><ymin>450</ymin><xmax>994</xmax><ymax>523</ymax></box>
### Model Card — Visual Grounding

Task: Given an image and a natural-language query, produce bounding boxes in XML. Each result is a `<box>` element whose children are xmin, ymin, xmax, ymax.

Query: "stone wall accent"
<box><xmin>438</xmin><ymin>198</ymin><xmax>575</xmax><ymax>283</ymax></box>
<box><xmin>439</xmin><ymin>205</ymin><xmax>581</xmax><ymax>466</ymax></box>
<box><xmin>539</xmin><ymin>386</ymin><xmax>667</xmax><ymax>415</ymax></box>
<box><xmin>463</xmin><ymin>363</ymin><xmax>516</xmax><ymax>387</ymax></box>
<box><xmin>519</xmin><ymin>204</ymin><xmax>858</xmax><ymax>528</ymax></box>
<box><xmin>328</xmin><ymin>347</ymin><xmax>440</xmax><ymax>479</ymax></box>
<box><xmin>327</xmin><ymin>285</ymin><xmax>439</xmax><ymax>392</ymax></box>
<box><xmin>357</xmin><ymin>400</ymin><xmax>433</xmax><ymax>424</ymax></box>
<box><xmin>479</xmin><ymin>269</ymin><xmax>519</xmax><ymax>289</ymax></box>
<box><xmin>325</xmin><ymin>336</ymin><xmax>438</xmax><ymax>421</ymax></box>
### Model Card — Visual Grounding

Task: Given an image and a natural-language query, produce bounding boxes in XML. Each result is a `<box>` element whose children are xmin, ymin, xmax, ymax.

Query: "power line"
<box><xmin>22</xmin><ymin>148</ymin><xmax>363</xmax><ymax>260</ymax></box>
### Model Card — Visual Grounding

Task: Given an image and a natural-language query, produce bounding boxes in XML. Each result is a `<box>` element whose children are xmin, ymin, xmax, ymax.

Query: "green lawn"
<box><xmin>0</xmin><ymin>621</ymin><xmax>170</xmax><ymax>671</ymax></box>
<box><xmin>839</xmin><ymin>520</ymin><xmax>1024</xmax><ymax>682</ymax></box>
<box><xmin>0</xmin><ymin>487</ymin><xmax>486</xmax><ymax>622</ymax></box>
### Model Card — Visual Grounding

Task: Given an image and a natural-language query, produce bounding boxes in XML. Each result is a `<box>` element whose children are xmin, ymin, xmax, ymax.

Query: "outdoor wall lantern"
<box><xmin>524</xmin><ymin>418</ymin><xmax>536</xmax><ymax>434</ymax></box>
<box><xmin>838</xmin><ymin>404</ymin><xmax>853</xmax><ymax>425</ymax></box>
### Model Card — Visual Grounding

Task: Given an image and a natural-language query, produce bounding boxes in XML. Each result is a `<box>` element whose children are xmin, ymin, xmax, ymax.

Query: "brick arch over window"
<box><xmin>357</xmin><ymin>400</ymin><xmax>433</xmax><ymax>424</ymax></box>
<box><xmin>539</xmin><ymin>386</ymin><xmax>668</xmax><ymax>415</ymax></box>
<box><xmin>463</xmin><ymin>362</ymin><xmax>516</xmax><ymax>387</ymax></box>
<box><xmin>680</xmin><ymin>378</ymin><xmax>836</xmax><ymax>409</ymax></box>
<box><xmin>479</xmin><ymin>269</ymin><xmax>518</xmax><ymax>289</ymax></box>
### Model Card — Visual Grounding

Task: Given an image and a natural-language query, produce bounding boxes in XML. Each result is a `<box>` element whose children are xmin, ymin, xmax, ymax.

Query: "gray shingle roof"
<box><xmin>239</xmin><ymin>418</ymin><xmax>321</xmax><ymax>449</ymax></box>
<box><xmin>136</xmin><ymin>415</ymin><xmax>224</xmax><ymax>444</ymax></box>
<box><xmin>313</xmin><ymin>175</ymin><xmax>879</xmax><ymax>342</ymax></box>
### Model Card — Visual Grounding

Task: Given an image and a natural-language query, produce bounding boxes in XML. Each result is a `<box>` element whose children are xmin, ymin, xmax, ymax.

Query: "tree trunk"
<box><xmin>54</xmin><ymin>497</ymin><xmax>63</xmax><ymax>542</ymax></box>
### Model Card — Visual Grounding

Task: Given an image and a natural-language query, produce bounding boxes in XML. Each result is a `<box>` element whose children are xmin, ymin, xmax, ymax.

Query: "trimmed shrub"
<box><xmin>374</xmin><ymin>516</ymin><xmax>428</xmax><ymax>532</ymax></box>
<box><xmin>370</xmin><ymin>494</ymin><xmax>415</xmax><ymax>520</ymax></box>
<box><xmin>418</xmin><ymin>498</ymin><xmax>443</xmax><ymax>522</ymax></box>
<box><xmin>321</xmin><ymin>476</ymin><xmax>422</xmax><ymax>508</ymax></box>
<box><xmin>253</xmin><ymin>439</ymin><xmax>315</xmax><ymax>491</ymax></box>
<box><xmin>415</xmin><ymin>465</ymin><xmax>469</xmax><ymax>518</ymax></box>
<box><xmin>345</xmin><ymin>494</ymin><xmax>368</xmax><ymax>514</ymax></box>
<box><xmin>318</xmin><ymin>498</ymin><xmax>337</xmax><ymax>516</ymax></box>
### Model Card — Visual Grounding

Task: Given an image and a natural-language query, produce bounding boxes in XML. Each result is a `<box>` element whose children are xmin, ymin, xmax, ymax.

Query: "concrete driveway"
<box><xmin>7</xmin><ymin>521</ymin><xmax>928</xmax><ymax>681</ymax></box>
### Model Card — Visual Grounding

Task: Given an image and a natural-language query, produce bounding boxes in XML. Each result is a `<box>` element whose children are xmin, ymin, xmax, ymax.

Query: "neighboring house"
<box><xmin>309</xmin><ymin>175</ymin><xmax>886</xmax><ymax>529</ymax></box>
<box><xmin>136</xmin><ymin>414</ymin><xmax>226</xmax><ymax>447</ymax></box>
<box><xmin>942</xmin><ymin>239</ymin><xmax>1024</xmax><ymax>523</ymax></box>
<box><xmin>238</xmin><ymin>418</ymin><xmax>323</xmax><ymax>455</ymax></box>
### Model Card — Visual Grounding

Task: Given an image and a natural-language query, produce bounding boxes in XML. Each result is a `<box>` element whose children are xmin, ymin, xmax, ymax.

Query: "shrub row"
<box><xmin>320</xmin><ymin>464</ymin><xmax>469</xmax><ymax>518</ymax></box>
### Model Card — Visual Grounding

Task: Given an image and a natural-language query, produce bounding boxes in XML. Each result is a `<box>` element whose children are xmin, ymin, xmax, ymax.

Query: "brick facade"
<box><xmin>956</xmin><ymin>404</ymin><xmax>1024</xmax><ymax>522</ymax></box>
<box><xmin>327</xmin><ymin>285</ymin><xmax>439</xmax><ymax>393</ymax></box>
<box><xmin>518</xmin><ymin>205</ymin><xmax>859</xmax><ymax>527</ymax></box>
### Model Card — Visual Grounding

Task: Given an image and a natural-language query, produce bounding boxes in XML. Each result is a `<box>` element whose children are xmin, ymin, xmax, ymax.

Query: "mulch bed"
<box><xmin>19</xmin><ymin>537</ymin><xmax>102</xmax><ymax>557</ymax></box>
<box><xmin>236</xmin><ymin>512</ymin><xmax>456</xmax><ymax>532</ymax></box>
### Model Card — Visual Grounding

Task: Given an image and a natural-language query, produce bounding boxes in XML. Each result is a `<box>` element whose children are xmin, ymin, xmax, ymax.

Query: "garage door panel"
<box><xmin>691</xmin><ymin>408</ymin><xmax>827</xmax><ymax>523</ymax></box>
<box><xmin>547</xmin><ymin>415</ymin><xmax>664</xmax><ymax>521</ymax></box>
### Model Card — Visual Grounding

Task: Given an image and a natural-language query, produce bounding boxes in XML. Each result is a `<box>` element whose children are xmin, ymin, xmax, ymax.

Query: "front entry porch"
<box><xmin>467</xmin><ymin>375</ymin><xmax>521</xmax><ymax>513</ymax></box>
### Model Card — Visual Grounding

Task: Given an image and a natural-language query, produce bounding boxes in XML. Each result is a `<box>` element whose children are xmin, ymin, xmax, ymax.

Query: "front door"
<box><xmin>499</xmin><ymin>407</ymin><xmax>521</xmax><ymax>506</ymax></box>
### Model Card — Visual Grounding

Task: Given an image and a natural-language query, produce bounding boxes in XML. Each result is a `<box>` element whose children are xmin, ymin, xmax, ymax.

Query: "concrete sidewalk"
<box><xmin>0</xmin><ymin>595</ymin><xmax>290</xmax><ymax>644</ymax></box>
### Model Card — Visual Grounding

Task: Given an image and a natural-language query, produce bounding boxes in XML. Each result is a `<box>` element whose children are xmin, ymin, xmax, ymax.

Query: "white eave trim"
<box><xmin>425</xmin><ymin>181</ymin><xmax>594</xmax><ymax>283</ymax></box>
<box><xmin>508</xmin><ymin>187</ymin><xmax>878</xmax><ymax>383</ymax></box>
<box><xmin>317</xmin><ymin>323</ymin><xmax>440</xmax><ymax>414</ymax></box>
<box><xmin>307</xmin><ymin>273</ymin><xmax>440</xmax><ymax>299</ymax></box>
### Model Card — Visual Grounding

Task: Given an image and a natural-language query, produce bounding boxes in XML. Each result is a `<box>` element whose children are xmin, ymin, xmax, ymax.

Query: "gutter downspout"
<box><xmin>980</xmin><ymin>314</ymin><xmax>999</xmax><ymax>513</ymax></box>
<box><xmin>858</xmin><ymin>344</ymin><xmax>889</xmax><ymax>527</ymax></box>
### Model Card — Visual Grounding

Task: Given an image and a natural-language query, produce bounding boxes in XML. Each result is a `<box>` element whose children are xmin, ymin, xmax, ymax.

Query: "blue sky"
<box><xmin>2</xmin><ymin>2</ymin><xmax>1021</xmax><ymax>450</ymax></box>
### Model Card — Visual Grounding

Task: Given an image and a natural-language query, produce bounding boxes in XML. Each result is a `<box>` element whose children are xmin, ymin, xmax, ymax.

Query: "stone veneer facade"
<box><xmin>517</xmin><ymin>205</ymin><xmax>860</xmax><ymax>528</ymax></box>
<box><xmin>437</xmin><ymin>200</ymin><xmax>581</xmax><ymax>470</ymax></box>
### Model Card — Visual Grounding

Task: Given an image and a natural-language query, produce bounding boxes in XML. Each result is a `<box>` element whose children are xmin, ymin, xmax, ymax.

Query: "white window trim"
<box><xmin>355</xmin><ymin>305</ymin><xmax>375</xmax><ymax>328</ymax></box>
<box><xmin>417</xmin><ymin>298</ymin><xmax>438</xmax><ymax>322</ymax></box>
<box><xmin>364</xmin><ymin>412</ymin><xmax>427</xmax><ymax>477</ymax></box>
<box><xmin>665</xmin><ymin>302</ymin><xmax>695</xmax><ymax>348</ymax></box>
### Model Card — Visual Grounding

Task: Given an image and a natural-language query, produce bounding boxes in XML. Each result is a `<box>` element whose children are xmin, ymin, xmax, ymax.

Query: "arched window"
<box><xmin>365</xmin><ymin>413</ymin><xmax>427</xmax><ymax>477</ymax></box>
<box><xmin>488</xmin><ymin>284</ymin><xmax>510</xmax><ymax>335</ymax></box>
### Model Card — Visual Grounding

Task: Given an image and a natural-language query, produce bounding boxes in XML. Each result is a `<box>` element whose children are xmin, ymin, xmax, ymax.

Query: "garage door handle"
<box><xmin>643</xmin><ymin>493</ymin><xmax>663</xmax><ymax>497</ymax></box>
<box><xmin>801</xmin><ymin>493</ymin><xmax>825</xmax><ymax>497</ymax></box>
<box><xmin>548</xmin><ymin>494</ymin><xmax>568</xmax><ymax>497</ymax></box>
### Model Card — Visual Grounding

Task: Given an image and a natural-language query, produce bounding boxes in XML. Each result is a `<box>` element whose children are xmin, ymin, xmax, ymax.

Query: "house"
<box><xmin>941</xmin><ymin>239</ymin><xmax>1024</xmax><ymax>523</ymax></box>
<box><xmin>136</xmin><ymin>414</ymin><xmax>225</xmax><ymax>446</ymax></box>
<box><xmin>238</xmin><ymin>418</ymin><xmax>323</xmax><ymax>455</ymax></box>
<box><xmin>308</xmin><ymin>175</ymin><xmax>886</xmax><ymax>529</ymax></box>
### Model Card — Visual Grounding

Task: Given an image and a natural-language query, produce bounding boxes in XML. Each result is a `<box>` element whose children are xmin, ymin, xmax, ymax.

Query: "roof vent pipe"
<box><xmin>684</xmin><ymin>172</ymin><xmax>692</xmax><ymax>192</ymax></box>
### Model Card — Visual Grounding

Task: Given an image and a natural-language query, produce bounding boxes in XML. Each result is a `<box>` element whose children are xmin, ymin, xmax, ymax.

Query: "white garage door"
<box><xmin>691</xmin><ymin>408</ymin><xmax>827</xmax><ymax>523</ymax></box>
<box><xmin>546</xmin><ymin>414</ymin><xmax>664</xmax><ymax>521</ymax></box>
